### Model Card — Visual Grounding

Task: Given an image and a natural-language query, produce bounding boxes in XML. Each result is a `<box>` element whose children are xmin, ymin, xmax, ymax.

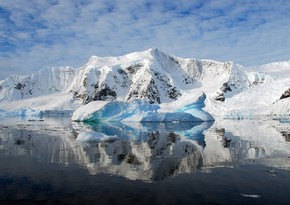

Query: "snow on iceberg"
<box><xmin>72</xmin><ymin>99</ymin><xmax>160</xmax><ymax>122</ymax></box>
<box><xmin>72</xmin><ymin>94</ymin><xmax>214</xmax><ymax>122</ymax></box>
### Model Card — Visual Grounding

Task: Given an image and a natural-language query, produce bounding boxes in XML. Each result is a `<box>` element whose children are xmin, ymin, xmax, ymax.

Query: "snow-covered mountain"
<box><xmin>0</xmin><ymin>48</ymin><xmax>289</xmax><ymax>119</ymax></box>
<box><xmin>67</xmin><ymin>48</ymin><xmax>251</xmax><ymax>104</ymax></box>
<box><xmin>0</xmin><ymin>67</ymin><xmax>75</xmax><ymax>101</ymax></box>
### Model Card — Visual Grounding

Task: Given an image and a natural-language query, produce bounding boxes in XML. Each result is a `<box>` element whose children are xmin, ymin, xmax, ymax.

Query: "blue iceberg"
<box><xmin>176</xmin><ymin>93</ymin><xmax>214</xmax><ymax>121</ymax></box>
<box><xmin>72</xmin><ymin>94</ymin><xmax>214</xmax><ymax>122</ymax></box>
<box><xmin>72</xmin><ymin>99</ymin><xmax>160</xmax><ymax>122</ymax></box>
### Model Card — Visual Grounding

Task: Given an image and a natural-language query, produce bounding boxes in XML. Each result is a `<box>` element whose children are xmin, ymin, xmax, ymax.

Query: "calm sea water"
<box><xmin>0</xmin><ymin>117</ymin><xmax>290</xmax><ymax>205</ymax></box>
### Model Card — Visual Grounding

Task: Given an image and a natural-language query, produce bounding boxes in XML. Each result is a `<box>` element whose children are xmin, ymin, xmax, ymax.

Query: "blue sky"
<box><xmin>0</xmin><ymin>0</ymin><xmax>290</xmax><ymax>79</ymax></box>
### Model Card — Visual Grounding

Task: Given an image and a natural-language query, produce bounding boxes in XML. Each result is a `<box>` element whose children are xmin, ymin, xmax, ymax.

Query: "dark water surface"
<box><xmin>0</xmin><ymin>117</ymin><xmax>290</xmax><ymax>205</ymax></box>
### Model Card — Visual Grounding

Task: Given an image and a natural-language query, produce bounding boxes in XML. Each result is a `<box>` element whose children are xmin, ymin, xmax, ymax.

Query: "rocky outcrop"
<box><xmin>280</xmin><ymin>88</ymin><xmax>290</xmax><ymax>100</ymax></box>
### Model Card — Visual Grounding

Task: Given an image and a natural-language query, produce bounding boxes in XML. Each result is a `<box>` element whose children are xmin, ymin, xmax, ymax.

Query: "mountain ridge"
<box><xmin>0</xmin><ymin>48</ymin><xmax>289</xmax><ymax>118</ymax></box>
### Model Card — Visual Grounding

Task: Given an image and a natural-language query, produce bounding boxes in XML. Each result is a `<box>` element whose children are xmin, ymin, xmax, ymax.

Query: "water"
<box><xmin>0</xmin><ymin>117</ymin><xmax>290</xmax><ymax>205</ymax></box>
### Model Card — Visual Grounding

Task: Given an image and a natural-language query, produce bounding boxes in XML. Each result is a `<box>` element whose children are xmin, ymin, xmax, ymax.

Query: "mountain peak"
<box><xmin>85</xmin><ymin>48</ymin><xmax>170</xmax><ymax>68</ymax></box>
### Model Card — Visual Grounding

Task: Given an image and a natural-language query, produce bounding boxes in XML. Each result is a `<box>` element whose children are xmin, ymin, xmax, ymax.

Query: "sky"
<box><xmin>0</xmin><ymin>0</ymin><xmax>290</xmax><ymax>80</ymax></box>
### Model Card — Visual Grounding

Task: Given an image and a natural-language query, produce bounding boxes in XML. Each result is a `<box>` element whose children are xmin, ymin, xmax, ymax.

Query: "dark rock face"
<box><xmin>126</xmin><ymin>79</ymin><xmax>161</xmax><ymax>104</ymax></box>
<box><xmin>124</xmin><ymin>63</ymin><xmax>144</xmax><ymax>74</ymax></box>
<box><xmin>221</xmin><ymin>82</ymin><xmax>232</xmax><ymax>93</ymax></box>
<box><xmin>281</xmin><ymin>131</ymin><xmax>290</xmax><ymax>142</ymax></box>
<box><xmin>167</xmin><ymin>86</ymin><xmax>180</xmax><ymax>100</ymax></box>
<box><xmin>280</xmin><ymin>88</ymin><xmax>290</xmax><ymax>100</ymax></box>
<box><xmin>151</xmin><ymin>70</ymin><xmax>181</xmax><ymax>102</ymax></box>
<box><xmin>125</xmin><ymin>76</ymin><xmax>180</xmax><ymax>104</ymax></box>
<box><xmin>144</xmin><ymin>79</ymin><xmax>161</xmax><ymax>104</ymax></box>
<box><xmin>14</xmin><ymin>83</ymin><xmax>25</xmax><ymax>90</ymax></box>
<box><xmin>215</xmin><ymin>82</ymin><xmax>234</xmax><ymax>102</ymax></box>
<box><xmin>215</xmin><ymin>93</ymin><xmax>225</xmax><ymax>102</ymax></box>
<box><xmin>92</xmin><ymin>85</ymin><xmax>117</xmax><ymax>101</ymax></box>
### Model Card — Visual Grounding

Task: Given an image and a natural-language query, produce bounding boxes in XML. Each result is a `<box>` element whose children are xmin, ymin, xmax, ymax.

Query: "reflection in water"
<box><xmin>69</xmin><ymin>121</ymin><xmax>213</xmax><ymax>181</ymax></box>
<box><xmin>0</xmin><ymin>118</ymin><xmax>290</xmax><ymax>182</ymax></box>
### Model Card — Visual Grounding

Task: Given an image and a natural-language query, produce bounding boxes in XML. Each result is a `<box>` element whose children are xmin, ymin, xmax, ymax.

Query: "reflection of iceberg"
<box><xmin>141</xmin><ymin>121</ymin><xmax>214</xmax><ymax>147</ymax></box>
<box><xmin>141</xmin><ymin>112</ymin><xmax>202</xmax><ymax>122</ymax></box>
<box><xmin>72</xmin><ymin>121</ymin><xmax>145</xmax><ymax>140</ymax></box>
<box><xmin>71</xmin><ymin>120</ymin><xmax>211</xmax><ymax>181</ymax></box>
<box><xmin>72</xmin><ymin>96</ymin><xmax>214</xmax><ymax>122</ymax></box>
<box><xmin>73</xmin><ymin>121</ymin><xmax>213</xmax><ymax>148</ymax></box>
<box><xmin>0</xmin><ymin>118</ymin><xmax>209</xmax><ymax>182</ymax></box>
<box><xmin>72</xmin><ymin>119</ymin><xmax>290</xmax><ymax>172</ymax></box>
<box><xmin>141</xmin><ymin>121</ymin><xmax>203</xmax><ymax>131</ymax></box>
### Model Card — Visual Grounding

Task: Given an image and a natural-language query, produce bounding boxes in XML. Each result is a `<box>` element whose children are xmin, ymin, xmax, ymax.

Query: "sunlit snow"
<box><xmin>0</xmin><ymin>48</ymin><xmax>290</xmax><ymax>120</ymax></box>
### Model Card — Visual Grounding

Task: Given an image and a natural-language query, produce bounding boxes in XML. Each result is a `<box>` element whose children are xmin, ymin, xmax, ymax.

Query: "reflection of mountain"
<box><xmin>0</xmin><ymin>120</ymin><xmax>86</xmax><ymax>165</ymax></box>
<box><xmin>72</xmin><ymin>121</ymin><xmax>211</xmax><ymax>181</ymax></box>
<box><xmin>78</xmin><ymin>131</ymin><xmax>204</xmax><ymax>182</ymax></box>
<box><xmin>203</xmin><ymin>119</ymin><xmax>290</xmax><ymax>168</ymax></box>
<box><xmin>1</xmin><ymin>118</ymin><xmax>290</xmax><ymax>182</ymax></box>
<box><xmin>0</xmin><ymin>119</ymin><xmax>211</xmax><ymax>182</ymax></box>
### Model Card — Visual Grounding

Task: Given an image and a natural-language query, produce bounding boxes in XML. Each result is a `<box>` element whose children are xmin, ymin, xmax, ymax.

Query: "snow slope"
<box><xmin>206</xmin><ymin>61</ymin><xmax>290</xmax><ymax>118</ymax></box>
<box><xmin>0</xmin><ymin>48</ymin><xmax>290</xmax><ymax>119</ymax></box>
<box><xmin>0</xmin><ymin>92</ymin><xmax>81</xmax><ymax>117</ymax></box>
<box><xmin>0</xmin><ymin>67</ymin><xmax>75</xmax><ymax>101</ymax></box>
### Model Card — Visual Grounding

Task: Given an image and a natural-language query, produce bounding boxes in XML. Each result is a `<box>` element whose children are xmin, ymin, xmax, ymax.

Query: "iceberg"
<box><xmin>72</xmin><ymin>95</ymin><xmax>214</xmax><ymax>122</ymax></box>
<box><xmin>176</xmin><ymin>93</ymin><xmax>214</xmax><ymax>121</ymax></box>
<box><xmin>72</xmin><ymin>99</ymin><xmax>160</xmax><ymax>122</ymax></box>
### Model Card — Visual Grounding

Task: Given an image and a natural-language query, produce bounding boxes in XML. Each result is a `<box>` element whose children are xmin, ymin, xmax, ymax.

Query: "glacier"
<box><xmin>0</xmin><ymin>107</ymin><xmax>43</xmax><ymax>117</ymax></box>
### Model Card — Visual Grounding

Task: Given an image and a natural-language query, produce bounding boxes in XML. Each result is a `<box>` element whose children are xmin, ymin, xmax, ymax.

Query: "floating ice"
<box><xmin>72</xmin><ymin>95</ymin><xmax>214</xmax><ymax>122</ymax></box>
<box><xmin>176</xmin><ymin>93</ymin><xmax>214</xmax><ymax>121</ymax></box>
<box><xmin>72</xmin><ymin>99</ymin><xmax>160</xmax><ymax>122</ymax></box>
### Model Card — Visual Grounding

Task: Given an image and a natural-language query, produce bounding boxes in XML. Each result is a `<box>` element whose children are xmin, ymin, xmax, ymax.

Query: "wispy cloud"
<box><xmin>0</xmin><ymin>0</ymin><xmax>290</xmax><ymax>79</ymax></box>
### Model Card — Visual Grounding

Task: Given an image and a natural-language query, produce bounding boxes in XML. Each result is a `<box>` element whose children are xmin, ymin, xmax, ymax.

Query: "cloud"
<box><xmin>0</xmin><ymin>0</ymin><xmax>290</xmax><ymax>79</ymax></box>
